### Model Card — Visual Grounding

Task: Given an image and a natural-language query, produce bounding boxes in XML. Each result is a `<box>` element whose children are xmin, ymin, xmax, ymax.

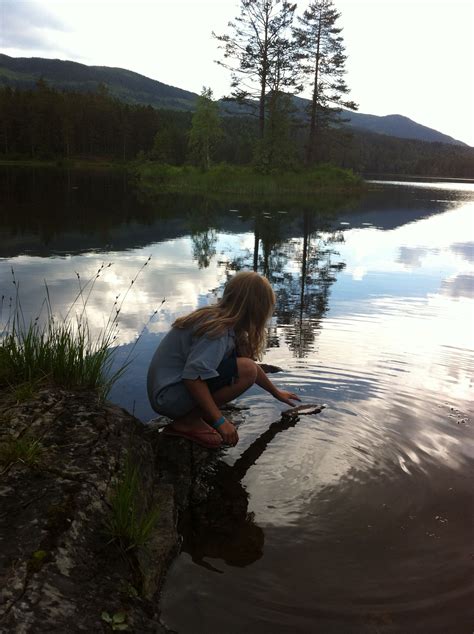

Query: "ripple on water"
<box><xmin>160</xmin><ymin>188</ymin><xmax>474</xmax><ymax>633</ymax></box>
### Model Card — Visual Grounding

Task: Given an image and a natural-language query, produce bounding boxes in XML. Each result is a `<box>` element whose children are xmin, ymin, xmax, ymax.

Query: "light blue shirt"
<box><xmin>146</xmin><ymin>325</ymin><xmax>235</xmax><ymax>408</ymax></box>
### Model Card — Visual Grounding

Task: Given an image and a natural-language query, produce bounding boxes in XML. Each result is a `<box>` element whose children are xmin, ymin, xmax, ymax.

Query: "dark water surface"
<box><xmin>1</xmin><ymin>168</ymin><xmax>473</xmax><ymax>633</ymax></box>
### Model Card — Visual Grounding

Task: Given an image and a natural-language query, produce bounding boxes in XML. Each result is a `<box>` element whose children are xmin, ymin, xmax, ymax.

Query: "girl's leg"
<box><xmin>171</xmin><ymin>358</ymin><xmax>257</xmax><ymax>431</ymax></box>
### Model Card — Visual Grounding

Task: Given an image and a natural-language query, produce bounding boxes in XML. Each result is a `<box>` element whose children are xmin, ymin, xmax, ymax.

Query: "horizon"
<box><xmin>1</xmin><ymin>0</ymin><xmax>473</xmax><ymax>146</ymax></box>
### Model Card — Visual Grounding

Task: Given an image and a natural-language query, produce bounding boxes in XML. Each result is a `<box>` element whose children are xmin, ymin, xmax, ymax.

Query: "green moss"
<box><xmin>101</xmin><ymin>611</ymin><xmax>129</xmax><ymax>631</ymax></box>
<box><xmin>27</xmin><ymin>549</ymin><xmax>49</xmax><ymax>573</ymax></box>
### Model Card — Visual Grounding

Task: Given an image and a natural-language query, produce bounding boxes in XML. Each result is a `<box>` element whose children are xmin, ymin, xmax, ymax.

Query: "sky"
<box><xmin>1</xmin><ymin>0</ymin><xmax>473</xmax><ymax>146</ymax></box>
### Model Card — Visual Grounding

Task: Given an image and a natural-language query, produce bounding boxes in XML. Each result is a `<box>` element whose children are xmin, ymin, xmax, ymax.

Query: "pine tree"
<box><xmin>214</xmin><ymin>0</ymin><xmax>299</xmax><ymax>140</ymax></box>
<box><xmin>294</xmin><ymin>0</ymin><xmax>357</xmax><ymax>164</ymax></box>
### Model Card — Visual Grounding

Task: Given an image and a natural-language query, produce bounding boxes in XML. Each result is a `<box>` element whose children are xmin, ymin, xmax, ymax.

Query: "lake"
<box><xmin>1</xmin><ymin>167</ymin><xmax>473</xmax><ymax>633</ymax></box>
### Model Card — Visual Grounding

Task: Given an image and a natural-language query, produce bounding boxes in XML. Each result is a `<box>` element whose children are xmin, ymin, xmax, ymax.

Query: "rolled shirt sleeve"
<box><xmin>181</xmin><ymin>334</ymin><xmax>229</xmax><ymax>380</ymax></box>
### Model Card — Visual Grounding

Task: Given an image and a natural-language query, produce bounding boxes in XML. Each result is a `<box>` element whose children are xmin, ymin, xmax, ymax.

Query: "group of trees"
<box><xmin>214</xmin><ymin>0</ymin><xmax>357</xmax><ymax>168</ymax></box>
<box><xmin>0</xmin><ymin>81</ymin><xmax>180</xmax><ymax>161</ymax></box>
<box><xmin>1</xmin><ymin>0</ymin><xmax>472</xmax><ymax>177</ymax></box>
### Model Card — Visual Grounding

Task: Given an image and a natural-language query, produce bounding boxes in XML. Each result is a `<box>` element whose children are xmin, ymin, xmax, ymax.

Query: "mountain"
<box><xmin>0</xmin><ymin>53</ymin><xmax>468</xmax><ymax>147</ymax></box>
<box><xmin>0</xmin><ymin>53</ymin><xmax>197</xmax><ymax>111</ymax></box>
<box><xmin>341</xmin><ymin>110</ymin><xmax>466</xmax><ymax>146</ymax></box>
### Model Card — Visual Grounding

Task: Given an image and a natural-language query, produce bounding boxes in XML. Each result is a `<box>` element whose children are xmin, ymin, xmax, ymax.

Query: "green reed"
<box><xmin>105</xmin><ymin>454</ymin><xmax>160</xmax><ymax>551</ymax></box>
<box><xmin>0</xmin><ymin>259</ymin><xmax>157</xmax><ymax>398</ymax></box>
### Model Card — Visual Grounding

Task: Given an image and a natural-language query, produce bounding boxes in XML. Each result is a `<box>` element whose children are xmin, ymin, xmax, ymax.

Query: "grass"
<box><xmin>0</xmin><ymin>260</ymin><xmax>157</xmax><ymax>398</ymax></box>
<box><xmin>105</xmin><ymin>456</ymin><xmax>160</xmax><ymax>552</ymax></box>
<box><xmin>135</xmin><ymin>162</ymin><xmax>364</xmax><ymax>196</ymax></box>
<box><xmin>0</xmin><ymin>436</ymin><xmax>44</xmax><ymax>469</ymax></box>
<box><xmin>10</xmin><ymin>381</ymin><xmax>39</xmax><ymax>403</ymax></box>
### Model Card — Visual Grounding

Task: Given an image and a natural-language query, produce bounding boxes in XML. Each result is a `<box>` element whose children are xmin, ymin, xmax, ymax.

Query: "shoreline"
<box><xmin>0</xmin><ymin>387</ymin><xmax>186</xmax><ymax>632</ymax></box>
<box><xmin>134</xmin><ymin>162</ymin><xmax>365</xmax><ymax>196</ymax></box>
<box><xmin>0</xmin><ymin>158</ymin><xmax>127</xmax><ymax>170</ymax></box>
<box><xmin>0</xmin><ymin>159</ymin><xmax>365</xmax><ymax>196</ymax></box>
<box><xmin>2</xmin><ymin>159</ymin><xmax>470</xmax><ymax>185</ymax></box>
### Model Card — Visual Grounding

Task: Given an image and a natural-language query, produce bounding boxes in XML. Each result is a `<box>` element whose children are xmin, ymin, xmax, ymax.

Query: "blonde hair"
<box><xmin>173</xmin><ymin>271</ymin><xmax>275</xmax><ymax>360</ymax></box>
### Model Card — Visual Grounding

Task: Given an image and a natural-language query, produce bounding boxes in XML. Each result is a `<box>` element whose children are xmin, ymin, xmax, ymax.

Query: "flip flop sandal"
<box><xmin>162</xmin><ymin>425</ymin><xmax>223</xmax><ymax>449</ymax></box>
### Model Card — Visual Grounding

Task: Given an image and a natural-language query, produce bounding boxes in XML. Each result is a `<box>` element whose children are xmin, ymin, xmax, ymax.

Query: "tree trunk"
<box><xmin>306</xmin><ymin>12</ymin><xmax>323</xmax><ymax>165</ymax></box>
<box><xmin>259</xmin><ymin>7</ymin><xmax>270</xmax><ymax>139</ymax></box>
<box><xmin>297</xmin><ymin>210</ymin><xmax>310</xmax><ymax>354</ymax></box>
<box><xmin>259</xmin><ymin>79</ymin><xmax>266</xmax><ymax>139</ymax></box>
<box><xmin>253</xmin><ymin>225</ymin><xmax>260</xmax><ymax>271</ymax></box>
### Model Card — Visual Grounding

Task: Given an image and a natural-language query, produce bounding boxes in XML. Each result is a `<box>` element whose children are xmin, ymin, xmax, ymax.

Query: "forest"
<box><xmin>1</xmin><ymin>82</ymin><xmax>472</xmax><ymax>177</ymax></box>
<box><xmin>2</xmin><ymin>0</ymin><xmax>473</xmax><ymax>177</ymax></box>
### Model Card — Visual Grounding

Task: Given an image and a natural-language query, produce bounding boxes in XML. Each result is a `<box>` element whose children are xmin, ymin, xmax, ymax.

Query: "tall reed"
<box><xmin>0</xmin><ymin>259</ymin><xmax>158</xmax><ymax>398</ymax></box>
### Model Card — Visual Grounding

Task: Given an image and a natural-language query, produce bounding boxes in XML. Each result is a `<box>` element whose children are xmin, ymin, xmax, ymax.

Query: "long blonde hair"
<box><xmin>173</xmin><ymin>271</ymin><xmax>275</xmax><ymax>360</ymax></box>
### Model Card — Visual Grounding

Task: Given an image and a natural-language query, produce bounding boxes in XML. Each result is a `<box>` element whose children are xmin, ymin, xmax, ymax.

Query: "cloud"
<box><xmin>441</xmin><ymin>273</ymin><xmax>474</xmax><ymax>299</ymax></box>
<box><xmin>450</xmin><ymin>242</ymin><xmax>474</xmax><ymax>264</ymax></box>
<box><xmin>397</xmin><ymin>246</ymin><xmax>439</xmax><ymax>268</ymax></box>
<box><xmin>0</xmin><ymin>0</ymin><xmax>67</xmax><ymax>51</ymax></box>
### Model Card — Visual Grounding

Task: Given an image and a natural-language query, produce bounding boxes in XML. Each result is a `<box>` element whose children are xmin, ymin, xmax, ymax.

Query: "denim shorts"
<box><xmin>154</xmin><ymin>354</ymin><xmax>239</xmax><ymax>419</ymax></box>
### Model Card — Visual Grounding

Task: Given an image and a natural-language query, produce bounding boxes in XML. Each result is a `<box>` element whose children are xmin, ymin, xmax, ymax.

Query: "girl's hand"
<box><xmin>274</xmin><ymin>389</ymin><xmax>301</xmax><ymax>406</ymax></box>
<box><xmin>217</xmin><ymin>419</ymin><xmax>239</xmax><ymax>446</ymax></box>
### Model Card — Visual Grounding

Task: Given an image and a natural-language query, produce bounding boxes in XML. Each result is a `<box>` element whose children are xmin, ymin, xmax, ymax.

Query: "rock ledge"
<box><xmin>0</xmin><ymin>388</ymin><xmax>177</xmax><ymax>633</ymax></box>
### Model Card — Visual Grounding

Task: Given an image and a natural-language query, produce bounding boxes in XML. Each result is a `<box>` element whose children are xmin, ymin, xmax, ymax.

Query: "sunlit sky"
<box><xmin>1</xmin><ymin>0</ymin><xmax>474</xmax><ymax>145</ymax></box>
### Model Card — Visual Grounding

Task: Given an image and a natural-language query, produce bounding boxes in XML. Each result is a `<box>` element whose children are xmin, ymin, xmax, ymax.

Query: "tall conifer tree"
<box><xmin>214</xmin><ymin>0</ymin><xmax>298</xmax><ymax>140</ymax></box>
<box><xmin>294</xmin><ymin>0</ymin><xmax>357</xmax><ymax>164</ymax></box>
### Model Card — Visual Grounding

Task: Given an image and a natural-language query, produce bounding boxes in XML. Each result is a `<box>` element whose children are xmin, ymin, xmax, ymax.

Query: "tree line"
<box><xmin>1</xmin><ymin>0</ymin><xmax>357</xmax><ymax>170</ymax></box>
<box><xmin>1</xmin><ymin>0</ymin><xmax>472</xmax><ymax>178</ymax></box>
<box><xmin>0</xmin><ymin>80</ymin><xmax>181</xmax><ymax>161</ymax></box>
<box><xmin>1</xmin><ymin>80</ymin><xmax>472</xmax><ymax>177</ymax></box>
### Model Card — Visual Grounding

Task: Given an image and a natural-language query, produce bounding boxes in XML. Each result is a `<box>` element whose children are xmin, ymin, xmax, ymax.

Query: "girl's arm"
<box><xmin>255</xmin><ymin>364</ymin><xmax>301</xmax><ymax>406</ymax></box>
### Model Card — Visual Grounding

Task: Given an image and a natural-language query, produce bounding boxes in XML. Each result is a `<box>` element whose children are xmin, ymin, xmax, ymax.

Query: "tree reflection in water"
<box><xmin>227</xmin><ymin>207</ymin><xmax>346</xmax><ymax>358</ymax></box>
<box><xmin>180</xmin><ymin>206</ymin><xmax>347</xmax><ymax>571</ymax></box>
<box><xmin>188</xmin><ymin>201</ymin><xmax>218</xmax><ymax>269</ymax></box>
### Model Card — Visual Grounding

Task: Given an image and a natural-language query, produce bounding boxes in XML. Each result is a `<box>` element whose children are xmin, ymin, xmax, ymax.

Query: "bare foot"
<box><xmin>170</xmin><ymin>414</ymin><xmax>218</xmax><ymax>436</ymax></box>
<box><xmin>166</xmin><ymin>415</ymin><xmax>222</xmax><ymax>448</ymax></box>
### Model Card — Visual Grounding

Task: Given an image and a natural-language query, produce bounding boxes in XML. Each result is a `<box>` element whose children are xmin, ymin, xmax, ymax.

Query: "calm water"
<box><xmin>1</xmin><ymin>168</ymin><xmax>473</xmax><ymax>633</ymax></box>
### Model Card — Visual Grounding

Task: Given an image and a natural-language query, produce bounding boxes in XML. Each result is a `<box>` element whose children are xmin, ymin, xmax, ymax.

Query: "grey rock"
<box><xmin>0</xmin><ymin>388</ymin><xmax>172</xmax><ymax>633</ymax></box>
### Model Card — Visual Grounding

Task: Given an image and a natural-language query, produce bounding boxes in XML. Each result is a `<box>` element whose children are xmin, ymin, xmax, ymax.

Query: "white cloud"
<box><xmin>0</xmin><ymin>0</ymin><xmax>68</xmax><ymax>51</ymax></box>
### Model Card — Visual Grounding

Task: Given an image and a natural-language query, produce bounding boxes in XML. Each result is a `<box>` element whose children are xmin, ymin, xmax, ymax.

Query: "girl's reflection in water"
<box><xmin>179</xmin><ymin>404</ymin><xmax>324</xmax><ymax>571</ymax></box>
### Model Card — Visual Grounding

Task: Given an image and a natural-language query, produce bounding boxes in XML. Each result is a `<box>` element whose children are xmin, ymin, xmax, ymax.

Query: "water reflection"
<box><xmin>441</xmin><ymin>272</ymin><xmax>474</xmax><ymax>298</ymax></box>
<box><xmin>3</xmin><ymin>167</ymin><xmax>469</xmax><ymax>259</ymax></box>
<box><xmin>449</xmin><ymin>241</ymin><xmax>474</xmax><ymax>263</ymax></box>
<box><xmin>1</xmin><ymin>168</ymin><xmax>474</xmax><ymax>632</ymax></box>
<box><xmin>181</xmin><ymin>407</ymin><xmax>324</xmax><ymax>570</ymax></box>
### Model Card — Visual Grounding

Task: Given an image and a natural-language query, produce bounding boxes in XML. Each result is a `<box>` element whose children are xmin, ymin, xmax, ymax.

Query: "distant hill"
<box><xmin>341</xmin><ymin>111</ymin><xmax>466</xmax><ymax>146</ymax></box>
<box><xmin>0</xmin><ymin>53</ymin><xmax>198</xmax><ymax>111</ymax></box>
<box><xmin>0</xmin><ymin>53</ymin><xmax>468</xmax><ymax>147</ymax></box>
